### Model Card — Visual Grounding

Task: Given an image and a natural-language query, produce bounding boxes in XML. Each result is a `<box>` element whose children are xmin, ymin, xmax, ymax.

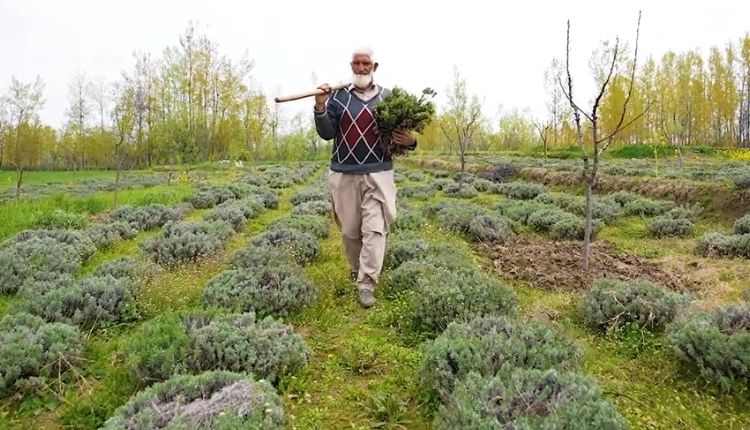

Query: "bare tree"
<box><xmin>532</xmin><ymin>118</ymin><xmax>552</xmax><ymax>160</ymax></box>
<box><xmin>111</xmin><ymin>81</ymin><xmax>135</xmax><ymax>207</ymax></box>
<box><xmin>2</xmin><ymin>76</ymin><xmax>45</xmax><ymax>199</ymax></box>
<box><xmin>0</xmin><ymin>103</ymin><xmax>7</xmax><ymax>169</ymax></box>
<box><xmin>90</xmin><ymin>76</ymin><xmax>111</xmax><ymax>132</ymax></box>
<box><xmin>440</xmin><ymin>66</ymin><xmax>482</xmax><ymax>174</ymax></box>
<box><xmin>66</xmin><ymin>72</ymin><xmax>92</xmax><ymax>170</ymax></box>
<box><xmin>559</xmin><ymin>11</ymin><xmax>652</xmax><ymax>270</ymax></box>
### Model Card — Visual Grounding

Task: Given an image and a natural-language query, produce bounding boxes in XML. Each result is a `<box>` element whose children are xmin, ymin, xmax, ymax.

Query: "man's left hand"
<box><xmin>392</xmin><ymin>129</ymin><xmax>416</xmax><ymax>146</ymax></box>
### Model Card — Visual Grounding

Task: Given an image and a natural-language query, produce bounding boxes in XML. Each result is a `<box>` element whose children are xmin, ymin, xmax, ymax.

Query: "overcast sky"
<box><xmin>2</xmin><ymin>0</ymin><xmax>749</xmax><ymax>131</ymax></box>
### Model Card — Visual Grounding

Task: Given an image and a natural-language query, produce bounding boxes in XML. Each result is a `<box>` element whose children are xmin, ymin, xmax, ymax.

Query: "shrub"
<box><xmin>203</xmin><ymin>204</ymin><xmax>249</xmax><ymax>232</ymax></box>
<box><xmin>493</xmin><ymin>200</ymin><xmax>550</xmax><ymax>224</ymax></box>
<box><xmin>93</xmin><ymin>257</ymin><xmax>140</xmax><ymax>280</ymax></box>
<box><xmin>99</xmin><ymin>371</ymin><xmax>286</xmax><ymax>429</ymax></box>
<box><xmin>24</xmin><ymin>274</ymin><xmax>140</xmax><ymax>329</ymax></box>
<box><xmin>733</xmin><ymin>175</ymin><xmax>750</xmax><ymax>191</ymax></box>
<box><xmin>609</xmin><ymin>190</ymin><xmax>640</xmax><ymax>206</ymax></box>
<box><xmin>407</xmin><ymin>269</ymin><xmax>517</xmax><ymax>335</ymax></box>
<box><xmin>268</xmin><ymin>214</ymin><xmax>329</xmax><ymax>239</ymax></box>
<box><xmin>624</xmin><ymin>197</ymin><xmax>673</xmax><ymax>216</ymax></box>
<box><xmin>550</xmin><ymin>216</ymin><xmax>591</xmax><ymax>240</ymax></box>
<box><xmin>663</xmin><ymin>206</ymin><xmax>695</xmax><ymax>220</ymax></box>
<box><xmin>434</xmin><ymin>370</ymin><xmax>627</xmax><ymax>430</ymax></box>
<box><xmin>249</xmin><ymin>228</ymin><xmax>318</xmax><ymax>264</ymax></box>
<box><xmin>442</xmin><ymin>182</ymin><xmax>479</xmax><ymax>199</ymax></box>
<box><xmin>292</xmin><ymin>200</ymin><xmax>331</xmax><ymax>216</ymax></box>
<box><xmin>290</xmin><ymin>187</ymin><xmax>330</xmax><ymax>206</ymax></box>
<box><xmin>466</xmin><ymin>215</ymin><xmax>514</xmax><ymax>243</ymax></box>
<box><xmin>246</xmin><ymin>186</ymin><xmax>279</xmax><ymax>209</ymax></box>
<box><xmin>419</xmin><ymin>315</ymin><xmax>580</xmax><ymax>404</ymax></box>
<box><xmin>496</xmin><ymin>181</ymin><xmax>547</xmax><ymax>199</ymax></box>
<box><xmin>0</xmin><ymin>237</ymin><xmax>81</xmax><ymax>294</ymax></box>
<box><xmin>471</xmin><ymin>178</ymin><xmax>498</xmax><ymax>193</ymax></box>
<box><xmin>431</xmin><ymin>170</ymin><xmax>451</xmax><ymax>178</ymax></box>
<box><xmin>0</xmin><ymin>313</ymin><xmax>82</xmax><ymax>394</ymax></box>
<box><xmin>8</xmin><ymin>229</ymin><xmax>96</xmax><ymax>260</ymax></box>
<box><xmin>124</xmin><ymin>311</ymin><xmax>308</xmax><ymax>386</ymax></box>
<box><xmin>384</xmin><ymin>233</ymin><xmax>429</xmax><ymax>269</ymax></box>
<box><xmin>392</xmin><ymin>209</ymin><xmax>425</xmax><ymax>231</ymax></box>
<box><xmin>140</xmin><ymin>221</ymin><xmax>233</xmax><ymax>265</ymax></box>
<box><xmin>430</xmin><ymin>178</ymin><xmax>454</xmax><ymax>191</ymax></box>
<box><xmin>582</xmin><ymin>279</ymin><xmax>688</xmax><ymax>332</ymax></box>
<box><xmin>186</xmin><ymin>312</ymin><xmax>308</xmax><ymax>383</ymax></box>
<box><xmin>430</xmin><ymin>202</ymin><xmax>486</xmax><ymax>233</ymax></box>
<box><xmin>735</xmin><ymin>214</ymin><xmax>750</xmax><ymax>235</ymax></box>
<box><xmin>481</xmin><ymin>163</ymin><xmax>518</xmax><ymax>182</ymax></box>
<box><xmin>32</xmin><ymin>209</ymin><xmax>88</xmax><ymax>229</ymax></box>
<box><xmin>695</xmin><ymin>232</ymin><xmax>750</xmax><ymax>258</ymax></box>
<box><xmin>123</xmin><ymin>313</ymin><xmax>189</xmax><ymax>383</ymax></box>
<box><xmin>649</xmin><ymin>217</ymin><xmax>694</xmax><ymax>237</ymax></box>
<box><xmin>228</xmin><ymin>245</ymin><xmax>291</xmax><ymax>271</ymax></box>
<box><xmin>109</xmin><ymin>204</ymin><xmax>183</xmax><ymax>231</ymax></box>
<box><xmin>667</xmin><ymin>304</ymin><xmax>750</xmax><ymax>390</ymax></box>
<box><xmin>527</xmin><ymin>208</ymin><xmax>580</xmax><ymax>233</ymax></box>
<box><xmin>202</xmin><ymin>264</ymin><xmax>315</xmax><ymax>317</ymax></box>
<box><xmin>398</xmin><ymin>185</ymin><xmax>436</xmax><ymax>200</ymax></box>
<box><xmin>85</xmin><ymin>222</ymin><xmax>139</xmax><ymax>248</ymax></box>
<box><xmin>406</xmin><ymin>171</ymin><xmax>425</xmax><ymax>182</ymax></box>
<box><xmin>187</xmin><ymin>186</ymin><xmax>236</xmax><ymax>209</ymax></box>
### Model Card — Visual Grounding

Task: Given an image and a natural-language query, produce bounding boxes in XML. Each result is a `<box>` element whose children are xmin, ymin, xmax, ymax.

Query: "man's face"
<box><xmin>350</xmin><ymin>53</ymin><xmax>377</xmax><ymax>75</ymax></box>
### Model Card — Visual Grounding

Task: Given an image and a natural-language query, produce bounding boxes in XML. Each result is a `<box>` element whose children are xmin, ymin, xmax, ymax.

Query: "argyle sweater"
<box><xmin>314</xmin><ymin>85</ymin><xmax>415</xmax><ymax>174</ymax></box>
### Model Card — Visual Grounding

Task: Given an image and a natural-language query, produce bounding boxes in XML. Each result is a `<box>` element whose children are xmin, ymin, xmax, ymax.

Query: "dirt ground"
<box><xmin>475</xmin><ymin>237</ymin><xmax>695</xmax><ymax>292</ymax></box>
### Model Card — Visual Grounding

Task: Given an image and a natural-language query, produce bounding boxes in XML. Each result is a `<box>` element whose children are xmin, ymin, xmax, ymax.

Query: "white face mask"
<box><xmin>352</xmin><ymin>72</ymin><xmax>373</xmax><ymax>89</ymax></box>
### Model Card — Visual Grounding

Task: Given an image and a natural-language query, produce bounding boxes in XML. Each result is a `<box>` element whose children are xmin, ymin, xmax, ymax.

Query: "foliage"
<box><xmin>466</xmin><ymin>214</ymin><xmax>514</xmax><ymax>243</ymax></box>
<box><xmin>140</xmin><ymin>220</ymin><xmax>233</xmax><ymax>265</ymax></box>
<box><xmin>7</xmin><ymin>228</ymin><xmax>96</xmax><ymax>259</ymax></box>
<box><xmin>434</xmin><ymin>370</ymin><xmax>627</xmax><ymax>429</ymax></box>
<box><xmin>735</xmin><ymin>214</ymin><xmax>750</xmax><ymax>235</ymax></box>
<box><xmin>267</xmin><ymin>214</ymin><xmax>329</xmax><ymax>239</ymax></box>
<box><xmin>0</xmin><ymin>312</ymin><xmax>82</xmax><ymax>395</ymax></box>
<box><xmin>99</xmin><ymin>371</ymin><xmax>286</xmax><ymax>429</ymax></box>
<box><xmin>124</xmin><ymin>311</ymin><xmax>307</xmax><ymax>387</ymax></box>
<box><xmin>202</xmin><ymin>264</ymin><xmax>315</xmax><ymax>318</ymax></box>
<box><xmin>384</xmin><ymin>233</ymin><xmax>430</xmax><ymax>269</ymax></box>
<box><xmin>496</xmin><ymin>181</ymin><xmax>547</xmax><ymax>199</ymax></box>
<box><xmin>442</xmin><ymin>182</ymin><xmax>479</xmax><ymax>198</ymax></box>
<box><xmin>0</xmin><ymin>236</ymin><xmax>81</xmax><ymax>294</ymax></box>
<box><xmin>108</xmin><ymin>203</ymin><xmax>183</xmax><ymax>231</ymax></box>
<box><xmin>85</xmin><ymin>221</ymin><xmax>139</xmax><ymax>248</ymax></box>
<box><xmin>374</xmin><ymin>87</ymin><xmax>437</xmax><ymax>156</ymax></box>
<box><xmin>667</xmin><ymin>304</ymin><xmax>750</xmax><ymax>391</ymax></box>
<box><xmin>582</xmin><ymin>279</ymin><xmax>689</xmax><ymax>332</ymax></box>
<box><xmin>32</xmin><ymin>209</ymin><xmax>89</xmax><ymax>229</ymax></box>
<box><xmin>249</xmin><ymin>227</ymin><xmax>318</xmax><ymax>264</ymax></box>
<box><xmin>695</xmin><ymin>232</ymin><xmax>750</xmax><ymax>259</ymax></box>
<box><xmin>649</xmin><ymin>216</ymin><xmax>694</xmax><ymax>237</ymax></box>
<box><xmin>419</xmin><ymin>315</ymin><xmax>580</xmax><ymax>404</ymax></box>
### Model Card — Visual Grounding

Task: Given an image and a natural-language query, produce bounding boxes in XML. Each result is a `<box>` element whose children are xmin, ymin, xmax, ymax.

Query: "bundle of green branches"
<box><xmin>375</xmin><ymin>87</ymin><xmax>437</xmax><ymax>156</ymax></box>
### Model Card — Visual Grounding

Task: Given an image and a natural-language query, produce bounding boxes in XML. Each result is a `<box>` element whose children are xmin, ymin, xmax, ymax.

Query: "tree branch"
<box><xmin>599</xmin><ymin>99</ymin><xmax>655</xmax><ymax>152</ymax></box>
<box><xmin>603</xmin><ymin>11</ymin><xmax>642</xmax><ymax>145</ymax></box>
<box><xmin>592</xmin><ymin>36</ymin><xmax>620</xmax><ymax>117</ymax></box>
<box><xmin>557</xmin><ymin>76</ymin><xmax>593</xmax><ymax>123</ymax></box>
<box><xmin>565</xmin><ymin>20</ymin><xmax>588</xmax><ymax>159</ymax></box>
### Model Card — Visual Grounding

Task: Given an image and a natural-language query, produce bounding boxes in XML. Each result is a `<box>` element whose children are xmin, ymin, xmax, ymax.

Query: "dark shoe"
<box><xmin>357</xmin><ymin>287</ymin><xmax>375</xmax><ymax>308</ymax></box>
<box><xmin>350</xmin><ymin>271</ymin><xmax>358</xmax><ymax>282</ymax></box>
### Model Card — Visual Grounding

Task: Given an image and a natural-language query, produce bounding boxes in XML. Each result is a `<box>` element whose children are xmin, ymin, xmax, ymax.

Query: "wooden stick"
<box><xmin>274</xmin><ymin>82</ymin><xmax>350</xmax><ymax>103</ymax></box>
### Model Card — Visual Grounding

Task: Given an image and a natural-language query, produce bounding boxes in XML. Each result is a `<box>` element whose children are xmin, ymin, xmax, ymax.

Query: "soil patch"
<box><xmin>475</xmin><ymin>237</ymin><xmax>694</xmax><ymax>292</ymax></box>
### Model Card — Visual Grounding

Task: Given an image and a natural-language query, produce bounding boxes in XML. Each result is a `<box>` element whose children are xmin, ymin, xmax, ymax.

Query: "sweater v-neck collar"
<box><xmin>348</xmin><ymin>83</ymin><xmax>381</xmax><ymax>104</ymax></box>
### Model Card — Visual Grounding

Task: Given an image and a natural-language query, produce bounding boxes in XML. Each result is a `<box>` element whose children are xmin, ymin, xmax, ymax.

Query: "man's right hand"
<box><xmin>314</xmin><ymin>83</ymin><xmax>331</xmax><ymax>111</ymax></box>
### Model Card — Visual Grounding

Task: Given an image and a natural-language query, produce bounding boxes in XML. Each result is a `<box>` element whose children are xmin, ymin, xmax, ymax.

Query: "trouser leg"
<box><xmin>327</xmin><ymin>170</ymin><xmax>363</xmax><ymax>274</ymax></box>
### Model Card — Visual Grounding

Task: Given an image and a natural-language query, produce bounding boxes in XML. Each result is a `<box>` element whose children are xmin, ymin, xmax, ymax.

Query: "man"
<box><xmin>313</xmin><ymin>46</ymin><xmax>416</xmax><ymax>308</ymax></box>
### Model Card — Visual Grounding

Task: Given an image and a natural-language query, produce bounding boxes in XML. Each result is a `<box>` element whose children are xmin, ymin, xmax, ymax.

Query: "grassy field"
<box><xmin>0</xmin><ymin>157</ymin><xmax>748</xmax><ymax>429</ymax></box>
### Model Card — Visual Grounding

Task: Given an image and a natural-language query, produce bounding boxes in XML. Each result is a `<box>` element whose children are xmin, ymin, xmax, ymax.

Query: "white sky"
<box><xmin>2</xmin><ymin>0</ymin><xmax>749</xmax><ymax>131</ymax></box>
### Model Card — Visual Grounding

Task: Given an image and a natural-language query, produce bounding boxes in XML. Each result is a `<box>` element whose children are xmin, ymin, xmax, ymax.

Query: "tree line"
<box><xmin>419</xmin><ymin>33</ymin><xmax>750</xmax><ymax>155</ymax></box>
<box><xmin>0</xmin><ymin>23</ymin><xmax>326</xmax><ymax>175</ymax></box>
<box><xmin>3</xmin><ymin>25</ymin><xmax>750</xmax><ymax>178</ymax></box>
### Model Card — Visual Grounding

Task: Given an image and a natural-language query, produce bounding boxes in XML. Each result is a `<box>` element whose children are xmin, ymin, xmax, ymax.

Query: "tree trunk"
<box><xmin>113</xmin><ymin>163</ymin><xmax>121</xmax><ymax>207</ymax></box>
<box><xmin>582</xmin><ymin>177</ymin><xmax>594</xmax><ymax>270</ymax></box>
<box><xmin>15</xmin><ymin>167</ymin><xmax>23</xmax><ymax>200</ymax></box>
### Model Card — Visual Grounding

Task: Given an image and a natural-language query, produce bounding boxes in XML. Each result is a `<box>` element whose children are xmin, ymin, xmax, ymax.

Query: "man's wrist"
<box><xmin>314</xmin><ymin>103</ymin><xmax>326</xmax><ymax>113</ymax></box>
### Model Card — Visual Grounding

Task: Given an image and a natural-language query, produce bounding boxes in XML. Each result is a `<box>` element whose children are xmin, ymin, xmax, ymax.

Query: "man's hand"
<box><xmin>392</xmin><ymin>129</ymin><xmax>416</xmax><ymax>146</ymax></box>
<box><xmin>314</xmin><ymin>83</ymin><xmax>331</xmax><ymax>112</ymax></box>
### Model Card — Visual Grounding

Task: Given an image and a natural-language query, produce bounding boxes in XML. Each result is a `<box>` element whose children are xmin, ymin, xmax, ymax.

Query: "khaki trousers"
<box><xmin>327</xmin><ymin>169</ymin><xmax>397</xmax><ymax>291</ymax></box>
